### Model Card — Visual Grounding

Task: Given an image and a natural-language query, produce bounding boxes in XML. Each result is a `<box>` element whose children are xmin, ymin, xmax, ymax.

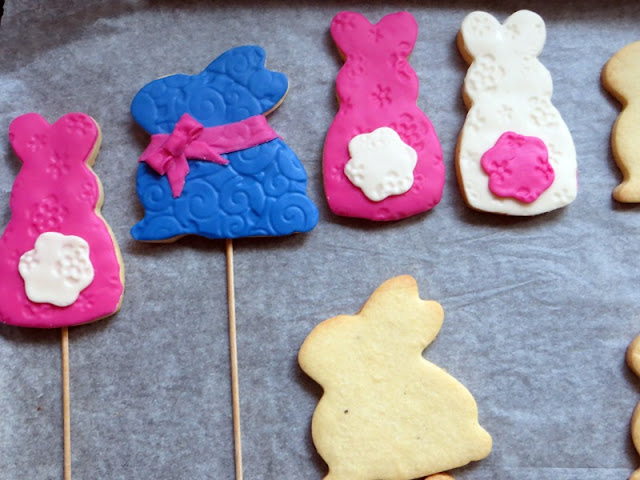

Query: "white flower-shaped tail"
<box><xmin>344</xmin><ymin>127</ymin><xmax>417</xmax><ymax>202</ymax></box>
<box><xmin>19</xmin><ymin>232</ymin><xmax>94</xmax><ymax>307</ymax></box>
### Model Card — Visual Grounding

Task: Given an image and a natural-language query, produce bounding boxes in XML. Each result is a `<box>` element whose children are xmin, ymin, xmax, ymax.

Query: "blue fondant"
<box><xmin>130</xmin><ymin>46</ymin><xmax>317</xmax><ymax>241</ymax></box>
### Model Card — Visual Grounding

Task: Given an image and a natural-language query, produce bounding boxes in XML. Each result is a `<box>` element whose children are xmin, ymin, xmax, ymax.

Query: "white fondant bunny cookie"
<box><xmin>457</xmin><ymin>10</ymin><xmax>577</xmax><ymax>215</ymax></box>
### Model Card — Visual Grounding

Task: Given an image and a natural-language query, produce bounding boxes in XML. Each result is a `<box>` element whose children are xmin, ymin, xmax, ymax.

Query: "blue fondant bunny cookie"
<box><xmin>130</xmin><ymin>46</ymin><xmax>319</xmax><ymax>241</ymax></box>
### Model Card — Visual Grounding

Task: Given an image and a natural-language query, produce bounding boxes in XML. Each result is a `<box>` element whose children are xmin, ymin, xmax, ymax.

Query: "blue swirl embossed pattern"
<box><xmin>130</xmin><ymin>45</ymin><xmax>318</xmax><ymax>241</ymax></box>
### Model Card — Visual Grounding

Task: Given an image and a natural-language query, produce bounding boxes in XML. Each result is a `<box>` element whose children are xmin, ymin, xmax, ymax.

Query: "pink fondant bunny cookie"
<box><xmin>323</xmin><ymin>11</ymin><xmax>445</xmax><ymax>221</ymax></box>
<box><xmin>0</xmin><ymin>113</ymin><xmax>124</xmax><ymax>328</ymax></box>
<box><xmin>457</xmin><ymin>10</ymin><xmax>577</xmax><ymax>215</ymax></box>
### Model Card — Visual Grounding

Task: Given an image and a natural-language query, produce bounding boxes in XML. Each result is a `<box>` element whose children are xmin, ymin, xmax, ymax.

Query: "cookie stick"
<box><xmin>62</xmin><ymin>327</ymin><xmax>71</xmax><ymax>480</ymax></box>
<box><xmin>0</xmin><ymin>113</ymin><xmax>125</xmax><ymax>479</ymax></box>
<box><xmin>226</xmin><ymin>239</ymin><xmax>243</xmax><ymax>479</ymax></box>
<box><xmin>129</xmin><ymin>46</ymin><xmax>319</xmax><ymax>478</ymax></box>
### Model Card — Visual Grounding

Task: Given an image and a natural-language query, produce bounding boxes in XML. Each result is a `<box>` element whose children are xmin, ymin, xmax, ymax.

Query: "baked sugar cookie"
<box><xmin>457</xmin><ymin>10</ymin><xmax>577</xmax><ymax>215</ymax></box>
<box><xmin>0</xmin><ymin>113</ymin><xmax>124</xmax><ymax>328</ymax></box>
<box><xmin>299</xmin><ymin>276</ymin><xmax>491</xmax><ymax>480</ymax></box>
<box><xmin>602</xmin><ymin>41</ymin><xmax>640</xmax><ymax>202</ymax></box>
<box><xmin>627</xmin><ymin>335</ymin><xmax>640</xmax><ymax>480</ymax></box>
<box><xmin>323</xmin><ymin>11</ymin><xmax>445</xmax><ymax>221</ymax></box>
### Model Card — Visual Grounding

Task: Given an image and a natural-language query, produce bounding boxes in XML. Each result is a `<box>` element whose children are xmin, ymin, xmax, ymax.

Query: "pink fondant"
<box><xmin>481</xmin><ymin>132</ymin><xmax>554</xmax><ymax>204</ymax></box>
<box><xmin>140</xmin><ymin>114</ymin><xmax>279</xmax><ymax>198</ymax></box>
<box><xmin>0</xmin><ymin>113</ymin><xmax>124</xmax><ymax>328</ymax></box>
<box><xmin>323</xmin><ymin>11</ymin><xmax>445</xmax><ymax>221</ymax></box>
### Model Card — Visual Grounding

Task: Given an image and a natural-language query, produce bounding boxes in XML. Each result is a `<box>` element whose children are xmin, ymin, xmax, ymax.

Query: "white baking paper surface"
<box><xmin>1</xmin><ymin>1</ymin><xmax>639</xmax><ymax>479</ymax></box>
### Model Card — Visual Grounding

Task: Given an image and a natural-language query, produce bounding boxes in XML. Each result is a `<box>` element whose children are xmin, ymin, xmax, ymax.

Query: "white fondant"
<box><xmin>344</xmin><ymin>127</ymin><xmax>418</xmax><ymax>202</ymax></box>
<box><xmin>458</xmin><ymin>10</ymin><xmax>577</xmax><ymax>215</ymax></box>
<box><xmin>19</xmin><ymin>232</ymin><xmax>94</xmax><ymax>307</ymax></box>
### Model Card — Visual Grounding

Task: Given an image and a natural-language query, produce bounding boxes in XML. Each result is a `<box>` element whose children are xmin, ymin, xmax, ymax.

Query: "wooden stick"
<box><xmin>226</xmin><ymin>239</ymin><xmax>243</xmax><ymax>480</ymax></box>
<box><xmin>61</xmin><ymin>326</ymin><xmax>71</xmax><ymax>480</ymax></box>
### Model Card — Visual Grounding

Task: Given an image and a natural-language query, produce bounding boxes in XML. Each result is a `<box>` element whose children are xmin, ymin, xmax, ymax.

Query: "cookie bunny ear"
<box><xmin>53</xmin><ymin>113</ymin><xmax>100</xmax><ymax>163</ymax></box>
<box><xmin>9</xmin><ymin>113</ymin><xmax>99</xmax><ymax>167</ymax></box>
<box><xmin>132</xmin><ymin>46</ymin><xmax>288</xmax><ymax>134</ymax></box>
<box><xmin>205</xmin><ymin>46</ymin><xmax>266</xmax><ymax>85</ymax></box>
<box><xmin>205</xmin><ymin>45</ymin><xmax>289</xmax><ymax>114</ymax></box>
<box><xmin>330</xmin><ymin>11</ymin><xmax>374</xmax><ymax>57</ymax></box>
<box><xmin>604</xmin><ymin>42</ymin><xmax>640</xmax><ymax>102</ymax></box>
<box><xmin>504</xmin><ymin>10</ymin><xmax>546</xmax><ymax>57</ymax></box>
<box><xmin>459</xmin><ymin>11</ymin><xmax>501</xmax><ymax>59</ymax></box>
<box><xmin>131</xmin><ymin>74</ymin><xmax>192</xmax><ymax>135</ymax></box>
<box><xmin>9</xmin><ymin>113</ymin><xmax>51</xmax><ymax>164</ymax></box>
<box><xmin>360</xmin><ymin>275</ymin><xmax>419</xmax><ymax>313</ymax></box>
<box><xmin>360</xmin><ymin>275</ymin><xmax>444</xmax><ymax>347</ymax></box>
<box><xmin>376</xmin><ymin>11</ymin><xmax>418</xmax><ymax>56</ymax></box>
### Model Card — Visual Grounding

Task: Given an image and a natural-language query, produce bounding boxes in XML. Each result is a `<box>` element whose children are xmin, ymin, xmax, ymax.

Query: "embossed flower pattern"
<box><xmin>469</xmin><ymin>12</ymin><xmax>495</xmax><ymax>36</ymax></box>
<box><xmin>371</xmin><ymin>84</ymin><xmax>392</xmax><ymax>108</ymax></box>
<box><xmin>78</xmin><ymin>181</ymin><xmax>96</xmax><ymax>203</ymax></box>
<box><xmin>30</xmin><ymin>195</ymin><xmax>67</xmax><ymax>234</ymax></box>
<box><xmin>389</xmin><ymin>114</ymin><xmax>426</xmax><ymax>152</ymax></box>
<box><xmin>466</xmin><ymin>55</ymin><xmax>503</xmax><ymax>94</ymax></box>
<box><xmin>74</xmin><ymin>293</ymin><xmax>95</xmax><ymax>313</ymax></box>
<box><xmin>481</xmin><ymin>131</ymin><xmax>554</xmax><ymax>203</ymax></box>
<box><xmin>332</xmin><ymin>13</ymin><xmax>357</xmax><ymax>32</ymax></box>
<box><xmin>529</xmin><ymin>97</ymin><xmax>559</xmax><ymax>127</ymax></box>
<box><xmin>27</xmin><ymin>133</ymin><xmax>47</xmax><ymax>152</ymax></box>
<box><xmin>46</xmin><ymin>152</ymin><xmax>70</xmax><ymax>180</ymax></box>
<box><xmin>368</xmin><ymin>27</ymin><xmax>384</xmax><ymax>43</ymax></box>
<box><xmin>65</xmin><ymin>114</ymin><xmax>94</xmax><ymax>136</ymax></box>
<box><xmin>343</xmin><ymin>54</ymin><xmax>366</xmax><ymax>83</ymax></box>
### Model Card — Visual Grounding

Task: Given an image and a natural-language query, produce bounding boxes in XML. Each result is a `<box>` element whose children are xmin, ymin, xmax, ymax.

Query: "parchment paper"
<box><xmin>1</xmin><ymin>1</ymin><xmax>639</xmax><ymax>479</ymax></box>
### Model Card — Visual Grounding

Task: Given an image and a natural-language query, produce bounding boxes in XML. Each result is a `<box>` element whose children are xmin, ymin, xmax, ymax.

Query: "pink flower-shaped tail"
<box><xmin>481</xmin><ymin>132</ymin><xmax>554</xmax><ymax>203</ymax></box>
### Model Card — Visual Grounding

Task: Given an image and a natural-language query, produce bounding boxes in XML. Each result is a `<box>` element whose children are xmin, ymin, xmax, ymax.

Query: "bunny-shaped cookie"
<box><xmin>130</xmin><ymin>46</ymin><xmax>318</xmax><ymax>241</ymax></box>
<box><xmin>457</xmin><ymin>10</ymin><xmax>577</xmax><ymax>215</ymax></box>
<box><xmin>299</xmin><ymin>276</ymin><xmax>492</xmax><ymax>480</ymax></box>
<box><xmin>627</xmin><ymin>335</ymin><xmax>640</xmax><ymax>480</ymax></box>
<box><xmin>0</xmin><ymin>113</ymin><xmax>124</xmax><ymax>328</ymax></box>
<box><xmin>603</xmin><ymin>41</ymin><xmax>640</xmax><ymax>203</ymax></box>
<box><xmin>323</xmin><ymin>11</ymin><xmax>444</xmax><ymax>221</ymax></box>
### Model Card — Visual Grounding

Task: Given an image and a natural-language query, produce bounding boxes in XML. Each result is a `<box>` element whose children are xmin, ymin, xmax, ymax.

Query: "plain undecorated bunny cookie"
<box><xmin>602</xmin><ymin>41</ymin><xmax>640</xmax><ymax>203</ymax></box>
<box><xmin>323</xmin><ymin>11</ymin><xmax>445</xmax><ymax>221</ymax></box>
<box><xmin>299</xmin><ymin>276</ymin><xmax>492</xmax><ymax>480</ymax></box>
<box><xmin>626</xmin><ymin>335</ymin><xmax>640</xmax><ymax>480</ymax></box>
<box><xmin>0</xmin><ymin>113</ymin><xmax>124</xmax><ymax>328</ymax></box>
<box><xmin>457</xmin><ymin>10</ymin><xmax>577</xmax><ymax>215</ymax></box>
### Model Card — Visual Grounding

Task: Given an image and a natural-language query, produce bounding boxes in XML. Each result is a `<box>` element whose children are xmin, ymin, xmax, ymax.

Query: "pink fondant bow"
<box><xmin>139</xmin><ymin>113</ymin><xmax>279</xmax><ymax>197</ymax></box>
